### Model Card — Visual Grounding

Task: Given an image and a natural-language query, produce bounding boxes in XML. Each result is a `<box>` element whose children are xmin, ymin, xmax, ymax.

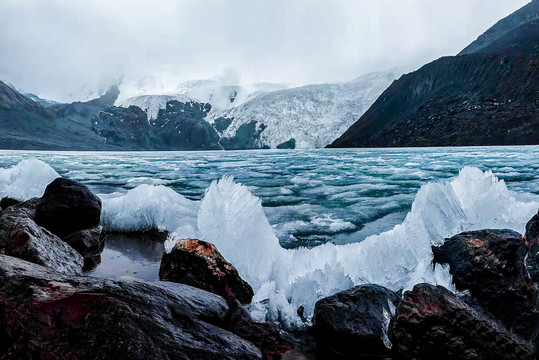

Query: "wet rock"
<box><xmin>63</xmin><ymin>226</ymin><xmax>104</xmax><ymax>271</ymax></box>
<box><xmin>389</xmin><ymin>283</ymin><xmax>535</xmax><ymax>360</ymax></box>
<box><xmin>0</xmin><ymin>199</ymin><xmax>44</xmax><ymax>248</ymax></box>
<box><xmin>0</xmin><ymin>197</ymin><xmax>21</xmax><ymax>210</ymax></box>
<box><xmin>35</xmin><ymin>177</ymin><xmax>102</xmax><ymax>238</ymax></box>
<box><xmin>63</xmin><ymin>226</ymin><xmax>104</xmax><ymax>256</ymax></box>
<box><xmin>432</xmin><ymin>229</ymin><xmax>538</xmax><ymax>341</ymax></box>
<box><xmin>225</xmin><ymin>298</ymin><xmax>293</xmax><ymax>359</ymax></box>
<box><xmin>524</xmin><ymin>211</ymin><xmax>539</xmax><ymax>283</ymax></box>
<box><xmin>0</xmin><ymin>254</ymin><xmax>262</xmax><ymax>360</ymax></box>
<box><xmin>313</xmin><ymin>284</ymin><xmax>400</xmax><ymax>357</ymax></box>
<box><xmin>0</xmin><ymin>204</ymin><xmax>83</xmax><ymax>274</ymax></box>
<box><xmin>160</xmin><ymin>238</ymin><xmax>254</xmax><ymax>304</ymax></box>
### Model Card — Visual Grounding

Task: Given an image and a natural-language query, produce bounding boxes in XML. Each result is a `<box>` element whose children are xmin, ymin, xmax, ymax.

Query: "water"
<box><xmin>0</xmin><ymin>146</ymin><xmax>537</xmax><ymax>249</ymax></box>
<box><xmin>1</xmin><ymin>146</ymin><xmax>538</xmax><ymax>326</ymax></box>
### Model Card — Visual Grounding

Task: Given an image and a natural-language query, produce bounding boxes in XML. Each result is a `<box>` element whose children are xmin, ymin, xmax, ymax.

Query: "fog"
<box><xmin>0</xmin><ymin>0</ymin><xmax>530</xmax><ymax>101</ymax></box>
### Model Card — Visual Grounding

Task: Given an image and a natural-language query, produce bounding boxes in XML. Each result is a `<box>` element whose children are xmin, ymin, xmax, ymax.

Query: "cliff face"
<box><xmin>330</xmin><ymin>1</ymin><xmax>538</xmax><ymax>148</ymax></box>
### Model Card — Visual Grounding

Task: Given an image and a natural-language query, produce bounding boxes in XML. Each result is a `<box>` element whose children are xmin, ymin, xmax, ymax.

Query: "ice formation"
<box><xmin>184</xmin><ymin>167</ymin><xmax>538</xmax><ymax>326</ymax></box>
<box><xmin>0</xmin><ymin>159</ymin><xmax>59</xmax><ymax>200</ymax></box>
<box><xmin>101</xmin><ymin>184</ymin><xmax>199</xmax><ymax>236</ymax></box>
<box><xmin>3</xmin><ymin>158</ymin><xmax>536</xmax><ymax>327</ymax></box>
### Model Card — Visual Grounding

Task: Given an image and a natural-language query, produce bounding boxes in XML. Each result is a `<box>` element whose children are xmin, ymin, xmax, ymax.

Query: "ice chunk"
<box><xmin>0</xmin><ymin>159</ymin><xmax>59</xmax><ymax>200</ymax></box>
<box><xmin>101</xmin><ymin>184</ymin><xmax>199</xmax><ymax>236</ymax></box>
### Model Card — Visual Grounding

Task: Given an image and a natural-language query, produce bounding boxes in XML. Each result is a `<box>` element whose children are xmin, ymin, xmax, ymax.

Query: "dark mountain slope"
<box><xmin>0</xmin><ymin>82</ymin><xmax>222</xmax><ymax>150</ymax></box>
<box><xmin>330</xmin><ymin>1</ymin><xmax>538</xmax><ymax>148</ymax></box>
<box><xmin>0</xmin><ymin>82</ymin><xmax>123</xmax><ymax>150</ymax></box>
<box><xmin>460</xmin><ymin>0</ymin><xmax>538</xmax><ymax>55</ymax></box>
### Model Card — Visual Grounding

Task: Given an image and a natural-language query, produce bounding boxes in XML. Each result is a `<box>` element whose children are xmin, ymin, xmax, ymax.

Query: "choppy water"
<box><xmin>0</xmin><ymin>146</ymin><xmax>537</xmax><ymax>249</ymax></box>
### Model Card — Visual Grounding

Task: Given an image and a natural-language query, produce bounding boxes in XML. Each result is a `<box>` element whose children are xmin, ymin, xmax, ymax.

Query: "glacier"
<box><xmin>212</xmin><ymin>72</ymin><xmax>399</xmax><ymax>148</ymax></box>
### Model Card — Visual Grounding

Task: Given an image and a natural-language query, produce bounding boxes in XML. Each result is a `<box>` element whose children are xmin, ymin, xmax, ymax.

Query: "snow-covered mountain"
<box><xmin>118</xmin><ymin>80</ymin><xmax>290</xmax><ymax>120</ymax></box>
<box><xmin>116</xmin><ymin>72</ymin><xmax>399</xmax><ymax>149</ymax></box>
<box><xmin>210</xmin><ymin>72</ymin><xmax>399</xmax><ymax>148</ymax></box>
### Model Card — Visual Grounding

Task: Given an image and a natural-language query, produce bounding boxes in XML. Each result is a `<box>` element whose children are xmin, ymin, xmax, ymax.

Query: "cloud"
<box><xmin>0</xmin><ymin>0</ymin><xmax>530</xmax><ymax>101</ymax></box>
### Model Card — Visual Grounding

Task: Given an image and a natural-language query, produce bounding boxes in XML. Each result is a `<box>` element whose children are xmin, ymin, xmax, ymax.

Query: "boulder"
<box><xmin>159</xmin><ymin>239</ymin><xmax>254</xmax><ymax>304</ymax></box>
<box><xmin>35</xmin><ymin>178</ymin><xmax>102</xmax><ymax>238</ymax></box>
<box><xmin>0</xmin><ymin>196</ymin><xmax>21</xmax><ymax>210</ymax></box>
<box><xmin>63</xmin><ymin>226</ymin><xmax>104</xmax><ymax>270</ymax></box>
<box><xmin>313</xmin><ymin>284</ymin><xmax>400</xmax><ymax>357</ymax></box>
<box><xmin>0</xmin><ymin>254</ymin><xmax>262</xmax><ymax>360</ymax></box>
<box><xmin>389</xmin><ymin>284</ymin><xmax>535</xmax><ymax>360</ymax></box>
<box><xmin>524</xmin><ymin>211</ymin><xmax>539</xmax><ymax>283</ymax></box>
<box><xmin>0</xmin><ymin>202</ymin><xmax>83</xmax><ymax>274</ymax></box>
<box><xmin>432</xmin><ymin>229</ymin><xmax>538</xmax><ymax>341</ymax></box>
<box><xmin>225</xmin><ymin>298</ymin><xmax>293</xmax><ymax>359</ymax></box>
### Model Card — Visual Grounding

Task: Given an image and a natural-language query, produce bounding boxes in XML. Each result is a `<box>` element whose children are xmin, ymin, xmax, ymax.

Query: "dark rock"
<box><xmin>0</xmin><ymin>254</ymin><xmax>262</xmax><ymax>359</ymax></box>
<box><xmin>276</xmin><ymin>138</ymin><xmax>296</xmax><ymax>149</ymax></box>
<box><xmin>0</xmin><ymin>197</ymin><xmax>21</xmax><ymax>210</ymax></box>
<box><xmin>432</xmin><ymin>229</ymin><xmax>539</xmax><ymax>342</ymax></box>
<box><xmin>159</xmin><ymin>238</ymin><xmax>254</xmax><ymax>304</ymax></box>
<box><xmin>525</xmin><ymin>211</ymin><xmax>539</xmax><ymax>283</ymax></box>
<box><xmin>389</xmin><ymin>283</ymin><xmax>535</xmax><ymax>360</ymax></box>
<box><xmin>63</xmin><ymin>226</ymin><xmax>104</xmax><ymax>258</ymax></box>
<box><xmin>63</xmin><ymin>226</ymin><xmax>104</xmax><ymax>271</ymax></box>
<box><xmin>225</xmin><ymin>298</ymin><xmax>293</xmax><ymax>359</ymax></box>
<box><xmin>0</xmin><ymin>203</ymin><xmax>83</xmax><ymax>274</ymax></box>
<box><xmin>0</xmin><ymin>198</ymin><xmax>41</xmax><ymax>247</ymax></box>
<box><xmin>313</xmin><ymin>284</ymin><xmax>400</xmax><ymax>357</ymax></box>
<box><xmin>35</xmin><ymin>177</ymin><xmax>102</xmax><ymax>238</ymax></box>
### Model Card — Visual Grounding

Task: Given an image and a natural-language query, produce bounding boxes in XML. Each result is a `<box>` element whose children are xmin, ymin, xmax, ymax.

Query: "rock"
<box><xmin>225</xmin><ymin>298</ymin><xmax>293</xmax><ymax>359</ymax></box>
<box><xmin>0</xmin><ymin>254</ymin><xmax>262</xmax><ymax>360</ymax></box>
<box><xmin>159</xmin><ymin>239</ymin><xmax>254</xmax><ymax>304</ymax></box>
<box><xmin>524</xmin><ymin>211</ymin><xmax>539</xmax><ymax>283</ymax></box>
<box><xmin>0</xmin><ymin>196</ymin><xmax>21</xmax><ymax>210</ymax></box>
<box><xmin>62</xmin><ymin>226</ymin><xmax>104</xmax><ymax>271</ymax></box>
<box><xmin>35</xmin><ymin>178</ymin><xmax>102</xmax><ymax>238</ymax></box>
<box><xmin>0</xmin><ymin>202</ymin><xmax>83</xmax><ymax>275</ymax></box>
<box><xmin>0</xmin><ymin>198</ymin><xmax>42</xmax><ymax>248</ymax></box>
<box><xmin>312</xmin><ymin>284</ymin><xmax>400</xmax><ymax>357</ymax></box>
<box><xmin>389</xmin><ymin>284</ymin><xmax>535</xmax><ymax>360</ymax></box>
<box><xmin>432</xmin><ymin>229</ymin><xmax>538</xmax><ymax>341</ymax></box>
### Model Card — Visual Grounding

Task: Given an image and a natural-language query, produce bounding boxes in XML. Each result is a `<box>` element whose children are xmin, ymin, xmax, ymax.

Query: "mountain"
<box><xmin>0</xmin><ymin>70</ymin><xmax>398</xmax><ymax>150</ymax></box>
<box><xmin>92</xmin><ymin>101</ymin><xmax>221</xmax><ymax>150</ymax></box>
<box><xmin>211</xmin><ymin>72</ymin><xmax>398</xmax><ymax>149</ymax></box>
<box><xmin>0</xmin><ymin>81</ymin><xmax>116</xmax><ymax>150</ymax></box>
<box><xmin>330</xmin><ymin>1</ymin><xmax>538</xmax><ymax>148</ymax></box>
<box><xmin>118</xmin><ymin>80</ymin><xmax>290</xmax><ymax>120</ymax></box>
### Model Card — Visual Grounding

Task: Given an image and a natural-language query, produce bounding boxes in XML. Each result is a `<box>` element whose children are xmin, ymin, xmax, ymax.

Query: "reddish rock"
<box><xmin>159</xmin><ymin>239</ymin><xmax>254</xmax><ymax>304</ymax></box>
<box><xmin>0</xmin><ymin>254</ymin><xmax>262</xmax><ymax>360</ymax></box>
<box><xmin>432</xmin><ymin>229</ymin><xmax>538</xmax><ymax>342</ymax></box>
<box><xmin>389</xmin><ymin>284</ymin><xmax>535</xmax><ymax>360</ymax></box>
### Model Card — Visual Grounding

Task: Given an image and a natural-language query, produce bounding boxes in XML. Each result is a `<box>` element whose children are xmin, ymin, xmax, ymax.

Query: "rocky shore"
<box><xmin>0</xmin><ymin>177</ymin><xmax>537</xmax><ymax>359</ymax></box>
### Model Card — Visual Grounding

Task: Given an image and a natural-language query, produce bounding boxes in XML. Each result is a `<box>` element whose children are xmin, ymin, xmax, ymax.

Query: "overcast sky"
<box><xmin>0</xmin><ymin>0</ymin><xmax>530</xmax><ymax>101</ymax></box>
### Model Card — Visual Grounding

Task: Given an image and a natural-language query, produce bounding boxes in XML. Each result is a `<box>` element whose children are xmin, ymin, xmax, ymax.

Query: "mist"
<box><xmin>0</xmin><ymin>0</ymin><xmax>530</xmax><ymax>101</ymax></box>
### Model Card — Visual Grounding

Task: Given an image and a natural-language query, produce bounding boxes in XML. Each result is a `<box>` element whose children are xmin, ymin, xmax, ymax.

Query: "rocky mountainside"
<box><xmin>330</xmin><ymin>1</ymin><xmax>538</xmax><ymax>148</ymax></box>
<box><xmin>0</xmin><ymin>70</ymin><xmax>397</xmax><ymax>150</ymax></box>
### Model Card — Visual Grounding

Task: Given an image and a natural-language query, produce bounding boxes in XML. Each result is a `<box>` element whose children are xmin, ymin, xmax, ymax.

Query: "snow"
<box><xmin>0</xmin><ymin>159</ymin><xmax>59</xmax><ymax>200</ymax></box>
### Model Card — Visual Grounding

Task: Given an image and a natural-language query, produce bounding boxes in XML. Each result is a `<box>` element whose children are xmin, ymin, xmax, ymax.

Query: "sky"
<box><xmin>0</xmin><ymin>0</ymin><xmax>530</xmax><ymax>101</ymax></box>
